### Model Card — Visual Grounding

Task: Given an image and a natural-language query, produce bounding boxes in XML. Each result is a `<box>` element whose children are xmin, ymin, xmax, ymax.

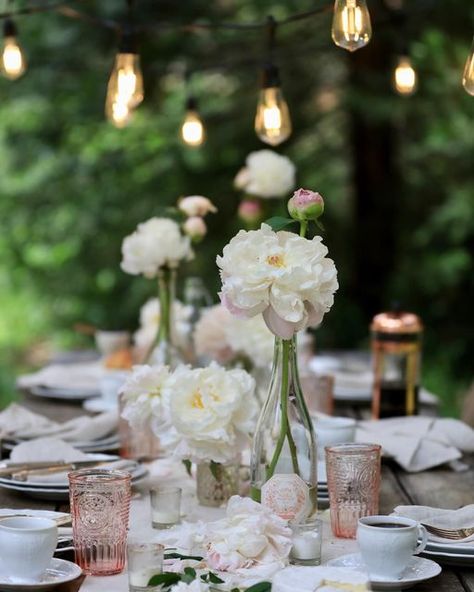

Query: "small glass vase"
<box><xmin>146</xmin><ymin>267</ymin><xmax>185</xmax><ymax>369</ymax></box>
<box><xmin>196</xmin><ymin>460</ymin><xmax>240</xmax><ymax>507</ymax></box>
<box><xmin>250</xmin><ymin>336</ymin><xmax>318</xmax><ymax>522</ymax></box>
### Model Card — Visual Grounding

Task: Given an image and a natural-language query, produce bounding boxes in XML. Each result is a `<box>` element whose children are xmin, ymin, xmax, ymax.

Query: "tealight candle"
<box><xmin>290</xmin><ymin>519</ymin><xmax>322</xmax><ymax>566</ymax></box>
<box><xmin>150</xmin><ymin>487</ymin><xmax>182</xmax><ymax>529</ymax></box>
<box><xmin>127</xmin><ymin>540</ymin><xmax>163</xmax><ymax>592</ymax></box>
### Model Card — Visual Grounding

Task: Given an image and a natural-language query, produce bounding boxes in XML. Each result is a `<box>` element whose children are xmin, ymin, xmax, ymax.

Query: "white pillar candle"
<box><xmin>152</xmin><ymin>509</ymin><xmax>180</xmax><ymax>525</ymax></box>
<box><xmin>291</xmin><ymin>531</ymin><xmax>321</xmax><ymax>560</ymax></box>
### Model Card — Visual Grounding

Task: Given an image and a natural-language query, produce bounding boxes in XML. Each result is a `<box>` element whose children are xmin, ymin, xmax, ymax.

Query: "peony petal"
<box><xmin>263</xmin><ymin>306</ymin><xmax>297</xmax><ymax>339</ymax></box>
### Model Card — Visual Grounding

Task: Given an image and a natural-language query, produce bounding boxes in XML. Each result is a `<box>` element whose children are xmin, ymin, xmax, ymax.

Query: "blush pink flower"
<box><xmin>183</xmin><ymin>216</ymin><xmax>207</xmax><ymax>242</ymax></box>
<box><xmin>238</xmin><ymin>199</ymin><xmax>263</xmax><ymax>224</ymax></box>
<box><xmin>287</xmin><ymin>188</ymin><xmax>324</xmax><ymax>221</ymax></box>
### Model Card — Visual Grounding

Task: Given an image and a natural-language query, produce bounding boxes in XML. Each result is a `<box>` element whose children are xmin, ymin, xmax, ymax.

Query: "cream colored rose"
<box><xmin>234</xmin><ymin>150</ymin><xmax>296</xmax><ymax>199</ymax></box>
<box><xmin>156</xmin><ymin>363</ymin><xmax>257</xmax><ymax>464</ymax></box>
<box><xmin>178</xmin><ymin>195</ymin><xmax>217</xmax><ymax>217</ymax></box>
<box><xmin>183</xmin><ymin>216</ymin><xmax>207</xmax><ymax>242</ymax></box>
<box><xmin>121</xmin><ymin>217</ymin><xmax>193</xmax><ymax>277</ymax></box>
<box><xmin>217</xmin><ymin>223</ymin><xmax>338</xmax><ymax>339</ymax></box>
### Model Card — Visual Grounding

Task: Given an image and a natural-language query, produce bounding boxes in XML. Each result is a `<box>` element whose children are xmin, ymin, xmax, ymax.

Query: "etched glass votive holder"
<box><xmin>325</xmin><ymin>443</ymin><xmax>381</xmax><ymax>539</ymax></box>
<box><xmin>127</xmin><ymin>540</ymin><xmax>164</xmax><ymax>592</ymax></box>
<box><xmin>290</xmin><ymin>519</ymin><xmax>323</xmax><ymax>566</ymax></box>
<box><xmin>150</xmin><ymin>487</ymin><xmax>182</xmax><ymax>529</ymax></box>
<box><xmin>68</xmin><ymin>469</ymin><xmax>131</xmax><ymax>575</ymax></box>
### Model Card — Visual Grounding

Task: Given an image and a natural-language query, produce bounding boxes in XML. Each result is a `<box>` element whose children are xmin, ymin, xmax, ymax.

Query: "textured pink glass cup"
<box><xmin>68</xmin><ymin>469</ymin><xmax>131</xmax><ymax>575</ymax></box>
<box><xmin>325</xmin><ymin>443</ymin><xmax>381</xmax><ymax>539</ymax></box>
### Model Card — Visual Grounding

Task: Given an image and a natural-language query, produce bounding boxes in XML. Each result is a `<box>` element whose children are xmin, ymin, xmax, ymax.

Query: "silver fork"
<box><xmin>423</xmin><ymin>523</ymin><xmax>474</xmax><ymax>540</ymax></box>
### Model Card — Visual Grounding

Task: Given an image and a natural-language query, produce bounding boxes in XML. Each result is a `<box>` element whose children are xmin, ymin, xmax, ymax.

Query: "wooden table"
<box><xmin>1</xmin><ymin>392</ymin><xmax>473</xmax><ymax>591</ymax></box>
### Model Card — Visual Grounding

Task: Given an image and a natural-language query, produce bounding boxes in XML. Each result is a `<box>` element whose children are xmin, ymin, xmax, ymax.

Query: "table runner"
<box><xmin>80</xmin><ymin>458</ymin><xmax>359</xmax><ymax>591</ymax></box>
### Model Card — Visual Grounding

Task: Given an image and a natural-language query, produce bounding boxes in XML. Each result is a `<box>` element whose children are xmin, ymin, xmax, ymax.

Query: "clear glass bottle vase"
<box><xmin>250</xmin><ymin>336</ymin><xmax>318</xmax><ymax>522</ymax></box>
<box><xmin>146</xmin><ymin>268</ymin><xmax>184</xmax><ymax>369</ymax></box>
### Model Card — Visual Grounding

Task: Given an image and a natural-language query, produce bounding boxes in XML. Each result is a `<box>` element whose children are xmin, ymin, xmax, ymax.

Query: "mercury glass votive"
<box><xmin>290</xmin><ymin>519</ymin><xmax>323</xmax><ymax>565</ymax></box>
<box><xmin>150</xmin><ymin>487</ymin><xmax>182</xmax><ymax>529</ymax></box>
<box><xmin>127</xmin><ymin>540</ymin><xmax>164</xmax><ymax>592</ymax></box>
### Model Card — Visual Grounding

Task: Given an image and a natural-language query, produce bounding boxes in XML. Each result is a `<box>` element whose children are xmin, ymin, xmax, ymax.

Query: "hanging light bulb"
<box><xmin>181</xmin><ymin>97</ymin><xmax>205</xmax><ymax>147</ymax></box>
<box><xmin>393</xmin><ymin>55</ymin><xmax>417</xmax><ymax>96</ymax></box>
<box><xmin>1</xmin><ymin>19</ymin><xmax>26</xmax><ymax>80</ymax></box>
<box><xmin>331</xmin><ymin>0</ymin><xmax>372</xmax><ymax>52</ymax></box>
<box><xmin>255</xmin><ymin>63</ymin><xmax>292</xmax><ymax>146</ymax></box>
<box><xmin>462</xmin><ymin>38</ymin><xmax>474</xmax><ymax>96</ymax></box>
<box><xmin>105</xmin><ymin>29</ymin><xmax>143</xmax><ymax>126</ymax></box>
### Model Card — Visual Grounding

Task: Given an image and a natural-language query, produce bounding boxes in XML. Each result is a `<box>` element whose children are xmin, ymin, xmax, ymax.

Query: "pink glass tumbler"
<box><xmin>325</xmin><ymin>443</ymin><xmax>381</xmax><ymax>539</ymax></box>
<box><xmin>69</xmin><ymin>469</ymin><xmax>131</xmax><ymax>575</ymax></box>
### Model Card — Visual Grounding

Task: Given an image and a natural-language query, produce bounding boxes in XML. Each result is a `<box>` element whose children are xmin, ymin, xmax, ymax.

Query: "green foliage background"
<box><xmin>0</xmin><ymin>0</ymin><xmax>472</xmax><ymax>413</ymax></box>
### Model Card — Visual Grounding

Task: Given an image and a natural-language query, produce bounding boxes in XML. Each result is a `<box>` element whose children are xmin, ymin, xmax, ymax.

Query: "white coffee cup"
<box><xmin>313</xmin><ymin>416</ymin><xmax>356</xmax><ymax>459</ymax></box>
<box><xmin>357</xmin><ymin>515</ymin><xmax>428</xmax><ymax>580</ymax></box>
<box><xmin>0</xmin><ymin>517</ymin><xmax>58</xmax><ymax>583</ymax></box>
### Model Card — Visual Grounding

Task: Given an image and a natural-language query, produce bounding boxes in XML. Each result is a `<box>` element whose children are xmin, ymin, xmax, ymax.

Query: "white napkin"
<box><xmin>9</xmin><ymin>437</ymin><xmax>136</xmax><ymax>485</ymax></box>
<box><xmin>0</xmin><ymin>403</ymin><xmax>117</xmax><ymax>442</ymax></box>
<box><xmin>356</xmin><ymin>416</ymin><xmax>474</xmax><ymax>472</ymax></box>
<box><xmin>17</xmin><ymin>361</ymin><xmax>103</xmax><ymax>391</ymax></box>
<box><xmin>393</xmin><ymin>505</ymin><xmax>474</xmax><ymax>544</ymax></box>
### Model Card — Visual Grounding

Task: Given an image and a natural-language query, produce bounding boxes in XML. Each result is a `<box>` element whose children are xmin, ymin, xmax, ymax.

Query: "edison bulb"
<box><xmin>332</xmin><ymin>0</ymin><xmax>372</xmax><ymax>52</ymax></box>
<box><xmin>255</xmin><ymin>87</ymin><xmax>292</xmax><ymax>146</ymax></box>
<box><xmin>106</xmin><ymin>98</ymin><xmax>133</xmax><ymax>128</ymax></box>
<box><xmin>462</xmin><ymin>39</ymin><xmax>474</xmax><ymax>96</ymax></box>
<box><xmin>1</xmin><ymin>18</ymin><xmax>26</xmax><ymax>80</ymax></box>
<box><xmin>181</xmin><ymin>110</ymin><xmax>205</xmax><ymax>146</ymax></box>
<box><xmin>106</xmin><ymin>53</ymin><xmax>144</xmax><ymax>112</ymax></box>
<box><xmin>394</xmin><ymin>56</ymin><xmax>417</xmax><ymax>96</ymax></box>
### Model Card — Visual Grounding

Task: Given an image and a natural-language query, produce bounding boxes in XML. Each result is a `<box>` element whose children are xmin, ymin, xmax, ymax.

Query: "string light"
<box><xmin>393</xmin><ymin>55</ymin><xmax>417</xmax><ymax>95</ymax></box>
<box><xmin>462</xmin><ymin>37</ymin><xmax>474</xmax><ymax>96</ymax></box>
<box><xmin>331</xmin><ymin>0</ymin><xmax>372</xmax><ymax>52</ymax></box>
<box><xmin>1</xmin><ymin>18</ymin><xmax>26</xmax><ymax>79</ymax></box>
<box><xmin>255</xmin><ymin>63</ymin><xmax>292</xmax><ymax>146</ymax></box>
<box><xmin>105</xmin><ymin>28</ymin><xmax>143</xmax><ymax>128</ymax></box>
<box><xmin>181</xmin><ymin>96</ymin><xmax>205</xmax><ymax>146</ymax></box>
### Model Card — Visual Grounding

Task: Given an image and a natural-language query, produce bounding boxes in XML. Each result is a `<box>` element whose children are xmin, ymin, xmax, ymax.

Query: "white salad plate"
<box><xmin>327</xmin><ymin>553</ymin><xmax>441</xmax><ymax>590</ymax></box>
<box><xmin>0</xmin><ymin>558</ymin><xmax>82</xmax><ymax>590</ymax></box>
<box><xmin>420</xmin><ymin>548</ymin><xmax>474</xmax><ymax>566</ymax></box>
<box><xmin>425</xmin><ymin>540</ymin><xmax>474</xmax><ymax>555</ymax></box>
<box><xmin>83</xmin><ymin>397</ymin><xmax>118</xmax><ymax>413</ymax></box>
<box><xmin>29</xmin><ymin>385</ymin><xmax>99</xmax><ymax>400</ymax></box>
<box><xmin>2</xmin><ymin>433</ymin><xmax>120</xmax><ymax>454</ymax></box>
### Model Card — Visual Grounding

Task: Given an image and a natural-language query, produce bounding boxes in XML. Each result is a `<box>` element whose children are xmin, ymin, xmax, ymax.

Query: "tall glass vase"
<box><xmin>250</xmin><ymin>335</ymin><xmax>318</xmax><ymax>522</ymax></box>
<box><xmin>146</xmin><ymin>268</ymin><xmax>184</xmax><ymax>369</ymax></box>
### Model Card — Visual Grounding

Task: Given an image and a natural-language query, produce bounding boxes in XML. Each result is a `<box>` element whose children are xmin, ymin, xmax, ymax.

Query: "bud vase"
<box><xmin>196</xmin><ymin>460</ymin><xmax>240</xmax><ymax>507</ymax></box>
<box><xmin>250</xmin><ymin>336</ymin><xmax>318</xmax><ymax>522</ymax></box>
<box><xmin>146</xmin><ymin>267</ymin><xmax>184</xmax><ymax>369</ymax></box>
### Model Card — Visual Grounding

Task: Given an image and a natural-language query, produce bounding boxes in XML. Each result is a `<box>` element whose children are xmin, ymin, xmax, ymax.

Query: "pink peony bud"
<box><xmin>287</xmin><ymin>188</ymin><xmax>324</xmax><ymax>221</ymax></box>
<box><xmin>178</xmin><ymin>195</ymin><xmax>217</xmax><ymax>218</ymax></box>
<box><xmin>183</xmin><ymin>216</ymin><xmax>207</xmax><ymax>242</ymax></box>
<box><xmin>238</xmin><ymin>199</ymin><xmax>263</xmax><ymax>224</ymax></box>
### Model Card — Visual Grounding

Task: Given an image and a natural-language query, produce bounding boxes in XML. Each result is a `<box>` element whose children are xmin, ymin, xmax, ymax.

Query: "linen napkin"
<box><xmin>8</xmin><ymin>437</ymin><xmax>136</xmax><ymax>485</ymax></box>
<box><xmin>393</xmin><ymin>504</ymin><xmax>474</xmax><ymax>544</ymax></box>
<box><xmin>0</xmin><ymin>403</ymin><xmax>117</xmax><ymax>442</ymax></box>
<box><xmin>356</xmin><ymin>416</ymin><xmax>474</xmax><ymax>472</ymax></box>
<box><xmin>17</xmin><ymin>361</ymin><xmax>103</xmax><ymax>392</ymax></box>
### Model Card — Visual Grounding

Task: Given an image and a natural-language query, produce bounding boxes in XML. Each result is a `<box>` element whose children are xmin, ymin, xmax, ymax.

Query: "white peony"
<box><xmin>121</xmin><ymin>217</ymin><xmax>193</xmax><ymax>278</ymax></box>
<box><xmin>205</xmin><ymin>496</ymin><xmax>292</xmax><ymax>572</ymax></box>
<box><xmin>119</xmin><ymin>364</ymin><xmax>170</xmax><ymax>429</ymax></box>
<box><xmin>171</xmin><ymin>581</ymin><xmax>209</xmax><ymax>592</ymax></box>
<box><xmin>178</xmin><ymin>196</ymin><xmax>217</xmax><ymax>218</ymax></box>
<box><xmin>194</xmin><ymin>304</ymin><xmax>273</xmax><ymax>368</ymax></box>
<box><xmin>134</xmin><ymin>298</ymin><xmax>192</xmax><ymax>355</ymax></box>
<box><xmin>155</xmin><ymin>363</ymin><xmax>258</xmax><ymax>464</ymax></box>
<box><xmin>234</xmin><ymin>150</ymin><xmax>296</xmax><ymax>199</ymax></box>
<box><xmin>217</xmin><ymin>223</ymin><xmax>338</xmax><ymax>339</ymax></box>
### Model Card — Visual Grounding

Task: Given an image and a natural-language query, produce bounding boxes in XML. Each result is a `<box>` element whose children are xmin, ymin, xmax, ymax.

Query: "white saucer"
<box><xmin>83</xmin><ymin>397</ymin><xmax>118</xmax><ymax>413</ymax></box>
<box><xmin>0</xmin><ymin>558</ymin><xmax>82</xmax><ymax>590</ymax></box>
<box><xmin>327</xmin><ymin>553</ymin><xmax>441</xmax><ymax>590</ymax></box>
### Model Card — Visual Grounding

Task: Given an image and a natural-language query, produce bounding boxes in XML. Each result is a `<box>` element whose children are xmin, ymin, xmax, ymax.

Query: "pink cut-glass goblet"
<box><xmin>68</xmin><ymin>469</ymin><xmax>131</xmax><ymax>575</ymax></box>
<box><xmin>325</xmin><ymin>443</ymin><xmax>381</xmax><ymax>539</ymax></box>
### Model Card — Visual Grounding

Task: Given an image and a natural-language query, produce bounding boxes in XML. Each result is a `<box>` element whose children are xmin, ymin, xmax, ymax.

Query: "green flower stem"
<box><xmin>266</xmin><ymin>339</ymin><xmax>301</xmax><ymax>479</ymax></box>
<box><xmin>299</xmin><ymin>220</ymin><xmax>308</xmax><ymax>238</ymax></box>
<box><xmin>157</xmin><ymin>268</ymin><xmax>171</xmax><ymax>343</ymax></box>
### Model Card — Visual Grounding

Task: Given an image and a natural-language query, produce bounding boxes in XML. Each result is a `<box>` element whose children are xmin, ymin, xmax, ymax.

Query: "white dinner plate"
<box><xmin>327</xmin><ymin>553</ymin><xmax>441</xmax><ymax>590</ymax></box>
<box><xmin>29</xmin><ymin>385</ymin><xmax>99</xmax><ymax>400</ymax></box>
<box><xmin>0</xmin><ymin>509</ymin><xmax>70</xmax><ymax>523</ymax></box>
<box><xmin>0</xmin><ymin>558</ymin><xmax>81</xmax><ymax>590</ymax></box>
<box><xmin>425</xmin><ymin>539</ymin><xmax>474</xmax><ymax>555</ymax></box>
<box><xmin>1</xmin><ymin>433</ymin><xmax>120</xmax><ymax>454</ymax></box>
<box><xmin>83</xmin><ymin>397</ymin><xmax>118</xmax><ymax>413</ymax></box>
<box><xmin>421</xmin><ymin>548</ymin><xmax>474</xmax><ymax>566</ymax></box>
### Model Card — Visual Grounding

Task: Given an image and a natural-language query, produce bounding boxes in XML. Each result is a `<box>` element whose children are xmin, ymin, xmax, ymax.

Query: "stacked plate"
<box><xmin>317</xmin><ymin>480</ymin><xmax>329</xmax><ymax>504</ymax></box>
<box><xmin>0</xmin><ymin>456</ymin><xmax>148</xmax><ymax>501</ymax></box>
<box><xmin>421</xmin><ymin>538</ymin><xmax>474</xmax><ymax>566</ymax></box>
<box><xmin>1</xmin><ymin>432</ymin><xmax>120</xmax><ymax>454</ymax></box>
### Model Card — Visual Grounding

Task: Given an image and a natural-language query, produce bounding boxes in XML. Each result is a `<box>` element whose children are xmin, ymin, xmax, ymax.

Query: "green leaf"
<box><xmin>231</xmin><ymin>588</ymin><xmax>241</xmax><ymax>592</ymax></box>
<box><xmin>164</xmin><ymin>552</ymin><xmax>203</xmax><ymax>561</ymax></box>
<box><xmin>209</xmin><ymin>460</ymin><xmax>223</xmax><ymax>481</ymax></box>
<box><xmin>182</xmin><ymin>459</ymin><xmax>193</xmax><ymax>477</ymax></box>
<box><xmin>208</xmin><ymin>572</ymin><xmax>225</xmax><ymax>584</ymax></box>
<box><xmin>184</xmin><ymin>567</ymin><xmax>197</xmax><ymax>579</ymax></box>
<box><xmin>245</xmin><ymin>582</ymin><xmax>272</xmax><ymax>592</ymax></box>
<box><xmin>201</xmin><ymin>574</ymin><xmax>209</xmax><ymax>582</ymax></box>
<box><xmin>264</xmin><ymin>216</ymin><xmax>298</xmax><ymax>231</ymax></box>
<box><xmin>148</xmin><ymin>572</ymin><xmax>181</xmax><ymax>587</ymax></box>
